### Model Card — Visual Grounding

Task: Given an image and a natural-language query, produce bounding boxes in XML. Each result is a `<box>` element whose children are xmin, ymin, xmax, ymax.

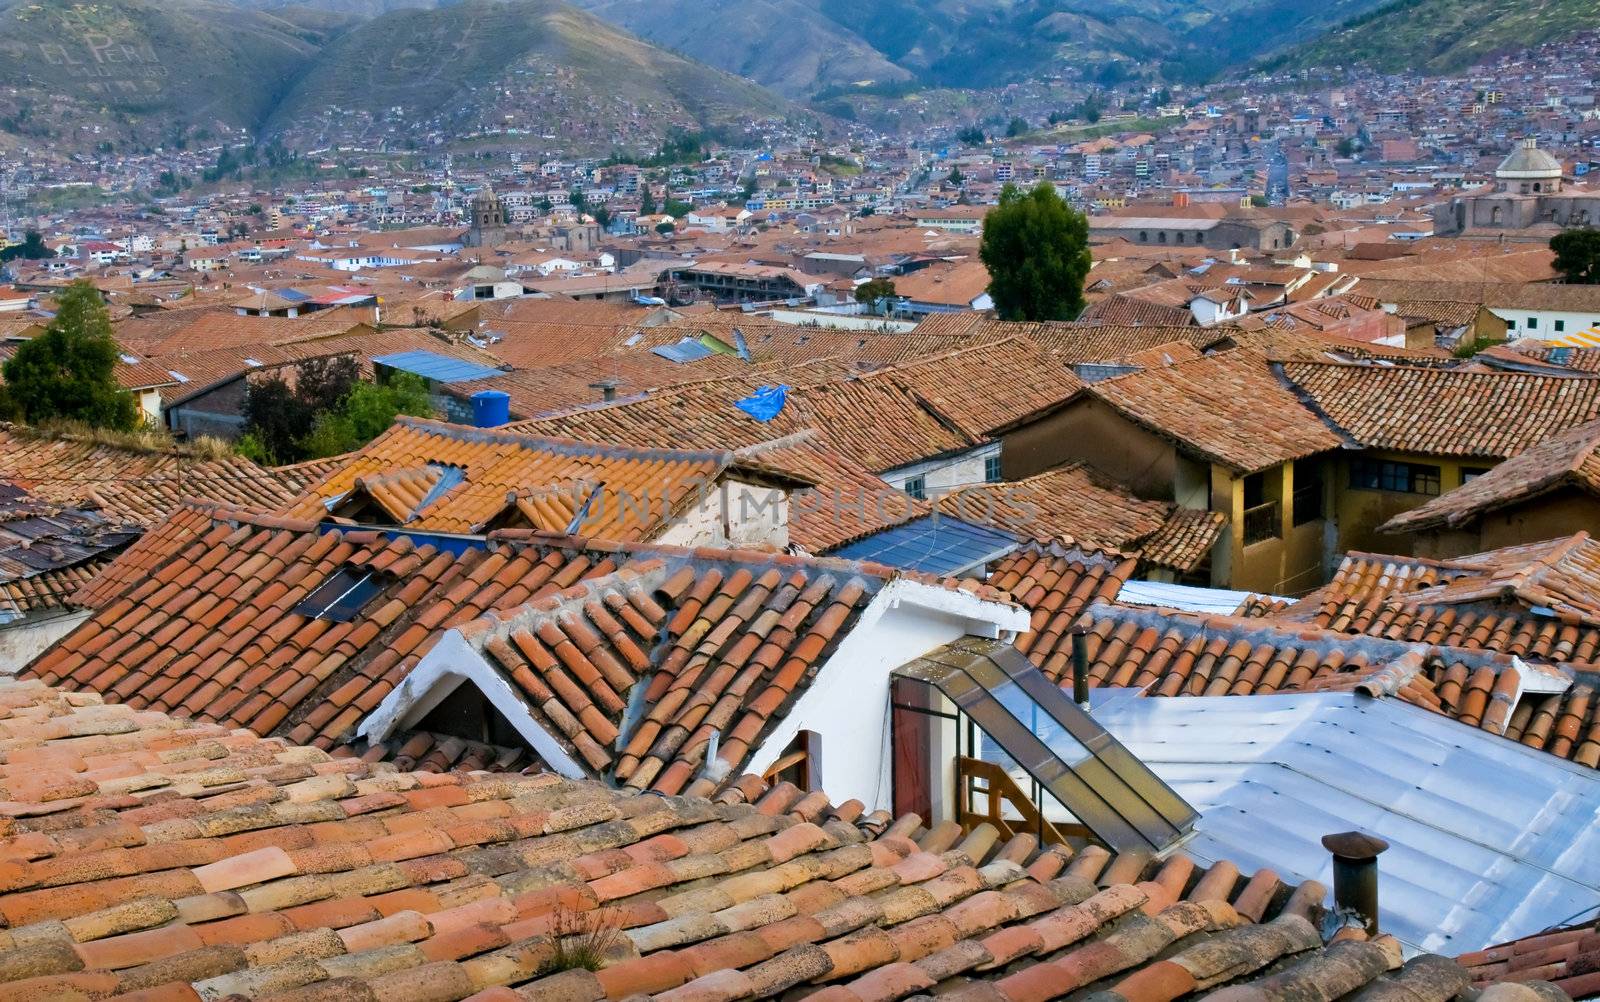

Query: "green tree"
<box><xmin>240</xmin><ymin>376</ymin><xmax>306</xmax><ymax>465</ymax></box>
<box><xmin>0</xmin><ymin>281</ymin><xmax>137</xmax><ymax>429</ymax></box>
<box><xmin>855</xmin><ymin>278</ymin><xmax>899</xmax><ymax>315</ymax></box>
<box><xmin>957</xmin><ymin>126</ymin><xmax>986</xmax><ymax>146</ymax></box>
<box><xmin>1006</xmin><ymin>117</ymin><xmax>1030</xmax><ymax>138</ymax></box>
<box><xmin>301</xmin><ymin>373</ymin><xmax>434</xmax><ymax>459</ymax></box>
<box><xmin>640</xmin><ymin>184</ymin><xmax>657</xmax><ymax>216</ymax></box>
<box><xmin>655</xmin><ymin>221</ymin><xmax>676</xmax><ymax>236</ymax></box>
<box><xmin>978</xmin><ymin>183</ymin><xmax>1092</xmax><ymax>322</ymax></box>
<box><xmin>241</xmin><ymin>356</ymin><xmax>366</xmax><ymax>464</ymax></box>
<box><xmin>1552</xmin><ymin>229</ymin><xmax>1600</xmax><ymax>285</ymax></box>
<box><xmin>0</xmin><ymin>230</ymin><xmax>51</xmax><ymax>262</ymax></box>
<box><xmin>947</xmin><ymin>166</ymin><xmax>965</xmax><ymax>186</ymax></box>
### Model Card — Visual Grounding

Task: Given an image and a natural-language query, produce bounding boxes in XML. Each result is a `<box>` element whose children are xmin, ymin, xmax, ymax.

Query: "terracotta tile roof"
<box><xmin>1137</xmin><ymin>508</ymin><xmax>1230</xmax><ymax>574</ymax></box>
<box><xmin>1070</xmin><ymin>604</ymin><xmax>1600</xmax><ymax>767</ymax></box>
<box><xmin>1285</xmin><ymin>535</ymin><xmax>1600</xmax><ymax>662</ymax></box>
<box><xmin>0</xmin><ymin>425</ymin><xmax>299</xmax><ymax>529</ymax></box>
<box><xmin>938</xmin><ymin>465</ymin><xmax>1169</xmax><ymax>550</ymax></box>
<box><xmin>339</xmin><ymin>727</ymin><xmax>544</xmax><ymax>774</ymax></box>
<box><xmin>1089</xmin><ymin>351</ymin><xmax>1343</xmax><ymax>473</ymax></box>
<box><xmin>0</xmin><ymin>488</ymin><xmax>139</xmax><ymax>619</ymax></box>
<box><xmin>1382</xmin><ymin>419</ymin><xmax>1600</xmax><ymax>533</ymax></box>
<box><xmin>118</xmin><ymin>311</ymin><xmax>369</xmax><ymax>359</ymax></box>
<box><xmin>1279</xmin><ymin>362</ymin><xmax>1600</xmax><ymax>460</ymax></box>
<box><xmin>1479</xmin><ymin>342</ymin><xmax>1600</xmax><ymax>376</ymax></box>
<box><xmin>0</xmin><ymin>676</ymin><xmax>1506</xmax><ymax>1002</ymax></box>
<box><xmin>1460</xmin><ymin>921</ymin><xmax>1600</xmax><ymax>1000</ymax></box>
<box><xmin>26</xmin><ymin>506</ymin><xmax>1009</xmax><ymax>788</ymax></box>
<box><xmin>740</xmin><ymin>435</ymin><xmax>931</xmax><ymax>552</ymax></box>
<box><xmin>798</xmin><ymin>377</ymin><xmax>980</xmax><ymax>472</ymax></box>
<box><xmin>991</xmin><ymin>542</ymin><xmax>1138</xmax><ymax>680</ymax></box>
<box><xmin>1077</xmin><ymin>295</ymin><xmax>1196</xmax><ymax>327</ymax></box>
<box><xmin>445</xmin><ymin>353</ymin><xmax>766</xmax><ymax>419</ymax></box>
<box><xmin>867</xmin><ymin>337</ymin><xmax>1082</xmax><ymax>439</ymax></box>
<box><xmin>282</xmin><ymin>417</ymin><xmax>774</xmax><ymax>539</ymax></box>
<box><xmin>471</xmin><ymin>321</ymin><xmax>643</xmax><ymax>369</ymax></box>
<box><xmin>515</xmin><ymin>385</ymin><xmax>927</xmax><ymax>551</ymax></box>
<box><xmin>935</xmin><ymin>466</ymin><xmax>1223</xmax><ymax>573</ymax></box>
<box><xmin>1013</xmin><ymin>323</ymin><xmax>1233</xmax><ymax>365</ymax></box>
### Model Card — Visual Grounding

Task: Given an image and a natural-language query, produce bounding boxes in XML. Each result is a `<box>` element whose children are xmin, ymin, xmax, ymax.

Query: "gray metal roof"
<box><xmin>1088</xmin><ymin>689</ymin><xmax>1600</xmax><ymax>956</ymax></box>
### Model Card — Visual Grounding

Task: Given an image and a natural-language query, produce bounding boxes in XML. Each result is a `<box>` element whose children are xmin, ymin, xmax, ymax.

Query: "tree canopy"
<box><xmin>0</xmin><ymin>230</ymin><xmax>51</xmax><ymax>262</ymax></box>
<box><xmin>238</xmin><ymin>357</ymin><xmax>429</xmax><ymax>464</ymax></box>
<box><xmin>979</xmin><ymin>183</ymin><xmax>1092</xmax><ymax>322</ymax></box>
<box><xmin>855</xmin><ymin>277</ymin><xmax>899</xmax><ymax>315</ymax></box>
<box><xmin>1552</xmin><ymin>229</ymin><xmax>1600</xmax><ymax>285</ymax></box>
<box><xmin>0</xmin><ymin>280</ymin><xmax>137</xmax><ymax>430</ymax></box>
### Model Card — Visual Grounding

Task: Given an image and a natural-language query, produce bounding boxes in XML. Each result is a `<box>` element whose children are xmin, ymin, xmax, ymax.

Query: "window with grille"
<box><xmin>1349</xmin><ymin>458</ymin><xmax>1442</xmax><ymax>496</ymax></box>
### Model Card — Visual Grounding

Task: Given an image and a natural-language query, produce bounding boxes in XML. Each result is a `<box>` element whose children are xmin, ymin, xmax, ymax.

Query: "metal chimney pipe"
<box><xmin>1070</xmin><ymin>624</ymin><xmax>1091</xmax><ymax>709</ymax></box>
<box><xmin>1322</xmin><ymin>832</ymin><xmax>1390</xmax><ymax>938</ymax></box>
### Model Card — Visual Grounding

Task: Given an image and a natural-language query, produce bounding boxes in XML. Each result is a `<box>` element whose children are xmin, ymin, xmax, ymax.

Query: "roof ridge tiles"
<box><xmin>393</xmin><ymin>415</ymin><xmax>739</xmax><ymax>466</ymax></box>
<box><xmin>457</xmin><ymin>561</ymin><xmax>675</xmax><ymax>648</ymax></box>
<box><xmin>1081</xmin><ymin>601</ymin><xmax>1546</xmax><ymax>680</ymax></box>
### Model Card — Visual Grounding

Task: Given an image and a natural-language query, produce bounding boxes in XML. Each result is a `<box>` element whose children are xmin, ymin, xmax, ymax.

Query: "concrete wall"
<box><xmin>1044</xmin><ymin>399</ymin><xmax>1178</xmax><ymax>501</ymax></box>
<box><xmin>0</xmin><ymin>610</ymin><xmax>91</xmax><ymax>673</ymax></box>
<box><xmin>658</xmin><ymin>480</ymin><xmax>789</xmax><ymax>550</ymax></box>
<box><xmin>999</xmin><ymin>408</ymin><xmax>1091</xmax><ymax>481</ymax></box>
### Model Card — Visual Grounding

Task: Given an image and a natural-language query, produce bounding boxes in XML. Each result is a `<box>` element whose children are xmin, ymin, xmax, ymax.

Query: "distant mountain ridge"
<box><xmin>0</xmin><ymin>0</ymin><xmax>797</xmax><ymax>155</ymax></box>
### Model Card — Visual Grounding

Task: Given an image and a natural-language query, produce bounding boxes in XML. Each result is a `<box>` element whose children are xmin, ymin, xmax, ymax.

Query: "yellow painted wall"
<box><xmin>1332</xmin><ymin>451</ymin><xmax>1484</xmax><ymax>557</ymax></box>
<box><xmin>1214</xmin><ymin>458</ymin><xmax>1330</xmax><ymax>595</ymax></box>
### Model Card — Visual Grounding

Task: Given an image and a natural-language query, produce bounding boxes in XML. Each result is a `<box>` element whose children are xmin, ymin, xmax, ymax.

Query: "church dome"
<box><xmin>1496</xmin><ymin>138</ymin><xmax>1562</xmax><ymax>180</ymax></box>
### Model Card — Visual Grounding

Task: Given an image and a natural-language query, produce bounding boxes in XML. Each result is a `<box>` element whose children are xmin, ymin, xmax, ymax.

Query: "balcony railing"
<box><xmin>1243</xmin><ymin>500</ymin><xmax>1282</xmax><ymax>545</ymax></box>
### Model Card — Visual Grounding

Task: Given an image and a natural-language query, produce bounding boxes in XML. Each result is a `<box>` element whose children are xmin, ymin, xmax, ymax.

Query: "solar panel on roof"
<box><xmin>651</xmin><ymin>339</ymin><xmax>715</xmax><ymax>364</ymax></box>
<box><xmin>371</xmin><ymin>350</ymin><xmax>503</xmax><ymax>384</ymax></box>
<box><xmin>832</xmin><ymin>516</ymin><xmax>1019</xmax><ymax>576</ymax></box>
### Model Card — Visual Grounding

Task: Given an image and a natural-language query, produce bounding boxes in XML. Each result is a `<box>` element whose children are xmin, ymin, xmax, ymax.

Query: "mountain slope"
<box><xmin>0</xmin><ymin>0</ymin><xmax>349</xmax><ymax>149</ymax></box>
<box><xmin>265</xmin><ymin>0</ymin><xmax>795</xmax><ymax>148</ymax></box>
<box><xmin>570</xmin><ymin>0</ymin><xmax>910</xmax><ymax>98</ymax></box>
<box><xmin>1268</xmin><ymin>0</ymin><xmax>1600</xmax><ymax>74</ymax></box>
<box><xmin>571</xmin><ymin>0</ymin><xmax>1403</xmax><ymax>89</ymax></box>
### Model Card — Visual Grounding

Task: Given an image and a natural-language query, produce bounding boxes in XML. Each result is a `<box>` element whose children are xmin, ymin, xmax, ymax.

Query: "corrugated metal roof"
<box><xmin>831</xmin><ymin>515</ymin><xmax>1018</xmax><ymax>575</ymax></box>
<box><xmin>1089</xmin><ymin>689</ymin><xmax>1600</xmax><ymax>955</ymax></box>
<box><xmin>372</xmin><ymin>350</ymin><xmax>503</xmax><ymax>383</ymax></box>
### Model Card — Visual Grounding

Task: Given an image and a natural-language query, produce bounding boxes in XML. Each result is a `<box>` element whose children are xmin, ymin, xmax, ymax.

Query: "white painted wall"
<box><xmin>742</xmin><ymin>580</ymin><xmax>1029</xmax><ymax>811</ymax></box>
<box><xmin>358</xmin><ymin>631</ymin><xmax>587</xmax><ymax>778</ymax></box>
<box><xmin>1495</xmin><ymin>308</ymin><xmax>1600</xmax><ymax>340</ymax></box>
<box><xmin>881</xmin><ymin>444</ymin><xmax>999</xmax><ymax>497</ymax></box>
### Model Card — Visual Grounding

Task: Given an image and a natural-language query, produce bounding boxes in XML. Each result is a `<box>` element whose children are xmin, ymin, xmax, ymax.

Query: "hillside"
<box><xmin>0</xmin><ymin>0</ymin><xmax>797</xmax><ymax>155</ymax></box>
<box><xmin>0</xmin><ymin>0</ymin><xmax>348</xmax><ymax>151</ymax></box>
<box><xmin>1269</xmin><ymin>0</ymin><xmax>1600</xmax><ymax>74</ymax></box>
<box><xmin>266</xmin><ymin>0</ymin><xmax>795</xmax><ymax>150</ymax></box>
<box><xmin>570</xmin><ymin>0</ymin><xmax>1403</xmax><ymax>90</ymax></box>
<box><xmin>570</xmin><ymin>0</ymin><xmax>911</xmax><ymax>98</ymax></box>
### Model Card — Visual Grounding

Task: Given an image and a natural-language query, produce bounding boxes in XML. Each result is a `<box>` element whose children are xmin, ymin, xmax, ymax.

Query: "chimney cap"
<box><xmin>1322</xmin><ymin>831</ymin><xmax>1389</xmax><ymax>859</ymax></box>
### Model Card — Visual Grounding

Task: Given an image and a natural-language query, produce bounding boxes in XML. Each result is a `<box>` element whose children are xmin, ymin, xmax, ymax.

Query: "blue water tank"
<box><xmin>471</xmin><ymin>390</ymin><xmax>511</xmax><ymax>429</ymax></box>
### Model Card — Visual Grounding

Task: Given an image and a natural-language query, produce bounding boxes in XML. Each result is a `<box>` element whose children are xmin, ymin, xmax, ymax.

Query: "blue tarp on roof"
<box><xmin>831</xmin><ymin>516</ymin><xmax>1019</xmax><ymax>576</ymax></box>
<box><xmin>736</xmin><ymin>385</ymin><xmax>788</xmax><ymax>422</ymax></box>
<box><xmin>372</xmin><ymin>350</ymin><xmax>503</xmax><ymax>384</ymax></box>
